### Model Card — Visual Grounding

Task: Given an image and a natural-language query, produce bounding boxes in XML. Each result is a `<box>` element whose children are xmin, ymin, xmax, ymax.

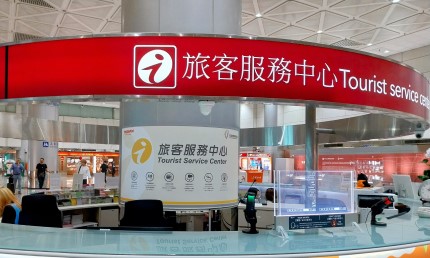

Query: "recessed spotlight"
<box><xmin>367</xmin><ymin>43</ymin><xmax>372</xmax><ymax>46</ymax></box>
<box><xmin>384</xmin><ymin>50</ymin><xmax>390</xmax><ymax>53</ymax></box>
<box><xmin>256</xmin><ymin>13</ymin><xmax>262</xmax><ymax>18</ymax></box>
<box><xmin>317</xmin><ymin>30</ymin><xmax>323</xmax><ymax>34</ymax></box>
<box><xmin>391</xmin><ymin>0</ymin><xmax>400</xmax><ymax>3</ymax></box>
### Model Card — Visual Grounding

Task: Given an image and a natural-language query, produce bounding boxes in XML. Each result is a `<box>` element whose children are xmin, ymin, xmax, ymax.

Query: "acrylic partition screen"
<box><xmin>274</xmin><ymin>170</ymin><xmax>354</xmax><ymax>216</ymax></box>
<box><xmin>392</xmin><ymin>174</ymin><xmax>418</xmax><ymax>200</ymax></box>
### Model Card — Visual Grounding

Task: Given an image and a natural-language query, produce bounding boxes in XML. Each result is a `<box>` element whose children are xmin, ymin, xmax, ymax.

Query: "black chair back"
<box><xmin>18</xmin><ymin>194</ymin><xmax>63</xmax><ymax>228</ymax></box>
<box><xmin>120</xmin><ymin>199</ymin><xmax>166</xmax><ymax>227</ymax></box>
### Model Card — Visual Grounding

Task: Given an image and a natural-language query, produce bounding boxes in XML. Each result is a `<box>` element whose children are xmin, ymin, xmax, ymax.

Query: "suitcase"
<box><xmin>7</xmin><ymin>176</ymin><xmax>15</xmax><ymax>193</ymax></box>
<box><xmin>7</xmin><ymin>182</ymin><xmax>15</xmax><ymax>193</ymax></box>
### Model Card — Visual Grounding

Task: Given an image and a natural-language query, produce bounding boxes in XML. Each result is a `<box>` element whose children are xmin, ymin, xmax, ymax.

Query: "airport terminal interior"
<box><xmin>0</xmin><ymin>0</ymin><xmax>430</xmax><ymax>257</ymax></box>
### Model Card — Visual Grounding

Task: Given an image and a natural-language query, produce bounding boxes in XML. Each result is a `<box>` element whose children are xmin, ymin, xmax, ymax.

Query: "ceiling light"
<box><xmin>317</xmin><ymin>30</ymin><xmax>323</xmax><ymax>34</ymax></box>
<box><xmin>198</xmin><ymin>101</ymin><xmax>215</xmax><ymax>116</ymax></box>
<box><xmin>384</xmin><ymin>50</ymin><xmax>390</xmax><ymax>53</ymax></box>
<box><xmin>391</xmin><ymin>0</ymin><xmax>400</xmax><ymax>3</ymax></box>
<box><xmin>367</xmin><ymin>43</ymin><xmax>372</xmax><ymax>46</ymax></box>
<box><xmin>256</xmin><ymin>13</ymin><xmax>262</xmax><ymax>18</ymax></box>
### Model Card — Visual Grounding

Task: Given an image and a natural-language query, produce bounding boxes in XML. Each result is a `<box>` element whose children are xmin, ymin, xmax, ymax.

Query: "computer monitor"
<box><xmin>86</xmin><ymin>226</ymin><xmax>173</xmax><ymax>232</ymax></box>
<box><xmin>392</xmin><ymin>174</ymin><xmax>417</xmax><ymax>200</ymax></box>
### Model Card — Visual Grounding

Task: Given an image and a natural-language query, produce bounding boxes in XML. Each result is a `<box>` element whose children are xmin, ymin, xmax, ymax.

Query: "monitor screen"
<box><xmin>392</xmin><ymin>174</ymin><xmax>417</xmax><ymax>200</ymax></box>
<box><xmin>86</xmin><ymin>226</ymin><xmax>173</xmax><ymax>232</ymax></box>
<box><xmin>357</xmin><ymin>195</ymin><xmax>394</xmax><ymax>209</ymax></box>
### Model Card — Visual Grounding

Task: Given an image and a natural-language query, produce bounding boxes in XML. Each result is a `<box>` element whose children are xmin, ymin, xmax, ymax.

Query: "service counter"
<box><xmin>1</xmin><ymin>198</ymin><xmax>430</xmax><ymax>257</ymax></box>
<box><xmin>238</xmin><ymin>202</ymin><xmax>275</xmax><ymax>230</ymax></box>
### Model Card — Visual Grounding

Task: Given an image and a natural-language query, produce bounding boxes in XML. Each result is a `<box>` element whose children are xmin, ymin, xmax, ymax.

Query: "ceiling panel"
<box><xmin>75</xmin><ymin>6</ymin><xmax>113</xmax><ymax>19</ymax></box>
<box><xmin>260</xmin><ymin>18</ymin><xmax>285</xmax><ymax>35</ymax></box>
<box><xmin>70</xmin><ymin>14</ymin><xmax>103</xmax><ymax>31</ymax></box>
<box><xmin>61</xmin><ymin>14</ymin><xmax>92</xmax><ymax>32</ymax></box>
<box><xmin>0</xmin><ymin>20</ymin><xmax>8</xmax><ymax>31</ymax></box>
<box><xmin>20</xmin><ymin>13</ymin><xmax>58</xmax><ymax>24</ymax></box>
<box><xmin>101</xmin><ymin>21</ymin><xmax>120</xmax><ymax>33</ymax></box>
<box><xmin>271</xmin><ymin>25</ymin><xmax>314</xmax><ymax>38</ymax></box>
<box><xmin>255</xmin><ymin>0</ymin><xmax>284</xmax><ymax>13</ymax></box>
<box><xmin>241</xmin><ymin>19</ymin><xmax>261</xmax><ymax>35</ymax></box>
<box><xmin>69</xmin><ymin>0</ymin><xmax>113</xmax><ymax>10</ymax></box>
<box><xmin>15</xmin><ymin>20</ymin><xmax>45</xmax><ymax>36</ymax></box>
<box><xmin>56</xmin><ymin>26</ymin><xmax>91</xmax><ymax>37</ymax></box>
<box><xmin>269</xmin><ymin>0</ymin><xmax>319</xmax><ymax>14</ymax></box>
<box><xmin>0</xmin><ymin>0</ymin><xmax>425</xmax><ymax>59</ymax></box>
<box><xmin>331</xmin><ymin>0</ymin><xmax>388</xmax><ymax>17</ymax></box>
<box><xmin>372</xmin><ymin>28</ymin><xmax>403</xmax><ymax>44</ymax></box>
<box><xmin>315</xmin><ymin>33</ymin><xmax>343</xmax><ymax>44</ymax></box>
<box><xmin>19</xmin><ymin>20</ymin><xmax>53</xmax><ymax>35</ymax></box>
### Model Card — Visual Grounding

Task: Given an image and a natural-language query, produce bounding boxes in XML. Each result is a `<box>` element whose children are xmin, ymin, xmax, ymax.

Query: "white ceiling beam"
<box><xmin>7</xmin><ymin>0</ymin><xmax>17</xmax><ymax>42</ymax></box>
<box><xmin>253</xmin><ymin>0</ymin><xmax>265</xmax><ymax>36</ymax></box>
<box><xmin>65</xmin><ymin>13</ymin><xmax>97</xmax><ymax>33</ymax></box>
<box><xmin>49</xmin><ymin>0</ymin><xmax>71</xmax><ymax>37</ymax></box>
<box><xmin>15</xmin><ymin>19</ymin><xmax>49</xmax><ymax>36</ymax></box>
<box><xmin>95</xmin><ymin>1</ymin><xmax>120</xmax><ymax>33</ymax></box>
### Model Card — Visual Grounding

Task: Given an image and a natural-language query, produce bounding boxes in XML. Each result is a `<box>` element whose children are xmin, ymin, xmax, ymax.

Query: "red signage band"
<box><xmin>2</xmin><ymin>35</ymin><xmax>429</xmax><ymax>120</ymax></box>
<box><xmin>0</xmin><ymin>47</ymin><xmax>5</xmax><ymax>100</ymax></box>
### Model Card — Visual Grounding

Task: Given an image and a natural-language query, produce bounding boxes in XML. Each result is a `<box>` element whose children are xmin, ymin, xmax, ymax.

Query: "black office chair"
<box><xmin>120</xmin><ymin>199</ymin><xmax>168</xmax><ymax>227</ymax></box>
<box><xmin>1</xmin><ymin>204</ymin><xmax>20</xmax><ymax>224</ymax></box>
<box><xmin>18</xmin><ymin>194</ymin><xmax>63</xmax><ymax>228</ymax></box>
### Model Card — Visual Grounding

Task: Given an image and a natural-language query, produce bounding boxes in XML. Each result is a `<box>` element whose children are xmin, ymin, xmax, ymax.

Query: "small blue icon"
<box><xmin>42</xmin><ymin>141</ymin><xmax>49</xmax><ymax>147</ymax></box>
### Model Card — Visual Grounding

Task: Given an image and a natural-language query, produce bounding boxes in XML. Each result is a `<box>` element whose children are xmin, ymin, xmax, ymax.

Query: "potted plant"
<box><xmin>419</xmin><ymin>158</ymin><xmax>430</xmax><ymax>181</ymax></box>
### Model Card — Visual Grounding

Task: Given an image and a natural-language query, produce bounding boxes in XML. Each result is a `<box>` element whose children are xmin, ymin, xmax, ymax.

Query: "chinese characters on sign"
<box><xmin>158</xmin><ymin>143</ymin><xmax>228</xmax><ymax>164</ymax></box>
<box><xmin>182</xmin><ymin>52</ymin><xmax>430</xmax><ymax>110</ymax></box>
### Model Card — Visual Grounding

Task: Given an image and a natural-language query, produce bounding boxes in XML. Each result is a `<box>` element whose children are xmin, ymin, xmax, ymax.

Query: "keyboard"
<box><xmin>417</xmin><ymin>207</ymin><xmax>430</xmax><ymax>218</ymax></box>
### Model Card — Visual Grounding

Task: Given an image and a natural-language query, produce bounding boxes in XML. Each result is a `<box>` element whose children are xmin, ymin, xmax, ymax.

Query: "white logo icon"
<box><xmin>137</xmin><ymin>49</ymin><xmax>173</xmax><ymax>84</ymax></box>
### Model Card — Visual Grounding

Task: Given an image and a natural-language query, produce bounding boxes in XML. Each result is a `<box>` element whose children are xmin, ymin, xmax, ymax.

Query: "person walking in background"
<box><xmin>10</xmin><ymin>159</ymin><xmax>24</xmax><ymax>194</ymax></box>
<box><xmin>77</xmin><ymin>159</ymin><xmax>91</xmax><ymax>185</ymax></box>
<box><xmin>100</xmin><ymin>160</ymin><xmax>108</xmax><ymax>182</ymax></box>
<box><xmin>108</xmin><ymin>162</ymin><xmax>115</xmax><ymax>177</ymax></box>
<box><xmin>0</xmin><ymin>187</ymin><xmax>21</xmax><ymax>223</ymax></box>
<box><xmin>35</xmin><ymin>158</ymin><xmax>48</xmax><ymax>189</ymax></box>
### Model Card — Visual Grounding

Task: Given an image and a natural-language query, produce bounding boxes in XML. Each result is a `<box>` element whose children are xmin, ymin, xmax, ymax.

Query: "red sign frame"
<box><xmin>0</xmin><ymin>47</ymin><xmax>5</xmax><ymax>100</ymax></box>
<box><xmin>2</xmin><ymin>35</ymin><xmax>429</xmax><ymax>120</ymax></box>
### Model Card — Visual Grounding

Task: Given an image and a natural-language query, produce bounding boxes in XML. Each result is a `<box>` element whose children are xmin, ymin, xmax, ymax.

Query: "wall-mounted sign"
<box><xmin>0</xmin><ymin>35</ymin><xmax>427</xmax><ymax>120</ymax></box>
<box><xmin>121</xmin><ymin>126</ymin><xmax>239</xmax><ymax>209</ymax></box>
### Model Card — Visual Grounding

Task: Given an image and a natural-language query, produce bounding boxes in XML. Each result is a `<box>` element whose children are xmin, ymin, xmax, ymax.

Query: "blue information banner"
<box><xmin>288</xmin><ymin>214</ymin><xmax>345</xmax><ymax>230</ymax></box>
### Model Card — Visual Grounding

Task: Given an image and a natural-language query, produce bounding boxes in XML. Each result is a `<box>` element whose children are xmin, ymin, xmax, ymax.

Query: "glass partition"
<box><xmin>274</xmin><ymin>170</ymin><xmax>354</xmax><ymax>216</ymax></box>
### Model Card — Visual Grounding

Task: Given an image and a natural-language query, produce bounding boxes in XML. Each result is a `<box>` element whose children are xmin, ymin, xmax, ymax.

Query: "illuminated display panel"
<box><xmin>275</xmin><ymin>170</ymin><xmax>354</xmax><ymax>216</ymax></box>
<box><xmin>5</xmin><ymin>35</ymin><xmax>430</xmax><ymax>120</ymax></box>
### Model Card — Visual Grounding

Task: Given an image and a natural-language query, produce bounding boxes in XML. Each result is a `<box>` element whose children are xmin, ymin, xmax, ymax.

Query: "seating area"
<box><xmin>18</xmin><ymin>194</ymin><xmax>63</xmax><ymax>228</ymax></box>
<box><xmin>2</xmin><ymin>196</ymin><xmax>191</xmax><ymax>231</ymax></box>
<box><xmin>119</xmin><ymin>199</ymin><xmax>170</xmax><ymax>228</ymax></box>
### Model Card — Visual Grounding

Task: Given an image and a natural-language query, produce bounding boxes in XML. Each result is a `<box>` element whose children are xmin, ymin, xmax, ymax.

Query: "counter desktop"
<box><xmin>2</xmin><ymin>174</ymin><xmax>430</xmax><ymax>257</ymax></box>
<box><xmin>238</xmin><ymin>171</ymin><xmax>415</xmax><ymax>233</ymax></box>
